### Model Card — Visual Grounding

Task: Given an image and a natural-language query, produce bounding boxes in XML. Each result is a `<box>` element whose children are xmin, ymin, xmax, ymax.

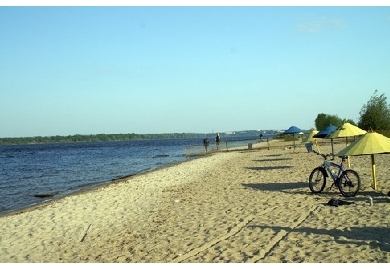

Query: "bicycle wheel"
<box><xmin>309</xmin><ymin>167</ymin><xmax>326</xmax><ymax>194</ymax></box>
<box><xmin>338</xmin><ymin>169</ymin><xmax>360</xmax><ymax>197</ymax></box>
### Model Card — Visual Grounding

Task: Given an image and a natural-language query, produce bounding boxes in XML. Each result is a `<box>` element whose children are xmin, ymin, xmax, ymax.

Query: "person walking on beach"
<box><xmin>215</xmin><ymin>133</ymin><xmax>220</xmax><ymax>151</ymax></box>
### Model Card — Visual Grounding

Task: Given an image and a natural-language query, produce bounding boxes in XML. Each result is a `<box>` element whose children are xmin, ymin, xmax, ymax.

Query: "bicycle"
<box><xmin>308</xmin><ymin>150</ymin><xmax>361</xmax><ymax>197</ymax></box>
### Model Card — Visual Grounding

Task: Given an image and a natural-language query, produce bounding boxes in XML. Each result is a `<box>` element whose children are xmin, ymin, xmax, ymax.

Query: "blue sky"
<box><xmin>1</xmin><ymin>5</ymin><xmax>390</xmax><ymax>137</ymax></box>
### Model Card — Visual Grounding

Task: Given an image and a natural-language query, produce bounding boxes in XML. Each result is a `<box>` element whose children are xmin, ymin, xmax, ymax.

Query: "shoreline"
<box><xmin>1</xmin><ymin>139</ymin><xmax>389</xmax><ymax>262</ymax></box>
<box><xmin>0</xmin><ymin>152</ymin><xmax>199</xmax><ymax>218</ymax></box>
<box><xmin>0</xmin><ymin>139</ymin><xmax>281</xmax><ymax>218</ymax></box>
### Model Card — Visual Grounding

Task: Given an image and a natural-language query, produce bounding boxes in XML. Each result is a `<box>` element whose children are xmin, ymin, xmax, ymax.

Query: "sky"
<box><xmin>1</xmin><ymin>3</ymin><xmax>390</xmax><ymax>138</ymax></box>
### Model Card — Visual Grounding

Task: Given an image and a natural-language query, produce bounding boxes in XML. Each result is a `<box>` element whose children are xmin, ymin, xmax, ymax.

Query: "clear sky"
<box><xmin>1</xmin><ymin>4</ymin><xmax>390</xmax><ymax>137</ymax></box>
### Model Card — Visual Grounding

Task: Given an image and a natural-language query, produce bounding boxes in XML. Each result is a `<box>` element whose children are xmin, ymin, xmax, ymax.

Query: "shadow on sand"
<box><xmin>246</xmin><ymin>224</ymin><xmax>390</xmax><ymax>254</ymax></box>
<box><xmin>242</xmin><ymin>182</ymin><xmax>307</xmax><ymax>192</ymax></box>
<box><xmin>246</xmin><ymin>166</ymin><xmax>293</xmax><ymax>171</ymax></box>
<box><xmin>252</xmin><ymin>158</ymin><xmax>292</xmax><ymax>162</ymax></box>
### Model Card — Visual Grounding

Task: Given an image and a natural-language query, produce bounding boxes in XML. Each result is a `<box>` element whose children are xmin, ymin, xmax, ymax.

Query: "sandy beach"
<box><xmin>1</xmin><ymin>139</ymin><xmax>389</xmax><ymax>263</ymax></box>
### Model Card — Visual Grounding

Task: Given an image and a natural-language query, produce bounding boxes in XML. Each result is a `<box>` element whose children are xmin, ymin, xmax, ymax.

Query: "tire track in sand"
<box><xmin>170</xmin><ymin>208</ymin><xmax>270</xmax><ymax>263</ymax></box>
<box><xmin>247</xmin><ymin>204</ymin><xmax>319</xmax><ymax>263</ymax></box>
<box><xmin>171</xmin><ymin>214</ymin><xmax>254</xmax><ymax>262</ymax></box>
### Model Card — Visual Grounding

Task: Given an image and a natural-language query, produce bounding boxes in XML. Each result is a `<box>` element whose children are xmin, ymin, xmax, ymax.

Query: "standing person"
<box><xmin>215</xmin><ymin>133</ymin><xmax>220</xmax><ymax>150</ymax></box>
<box><xmin>203</xmin><ymin>138</ymin><xmax>209</xmax><ymax>153</ymax></box>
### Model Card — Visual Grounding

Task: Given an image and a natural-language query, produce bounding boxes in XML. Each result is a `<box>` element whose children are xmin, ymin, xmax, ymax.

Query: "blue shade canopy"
<box><xmin>284</xmin><ymin>126</ymin><xmax>302</xmax><ymax>134</ymax></box>
<box><xmin>313</xmin><ymin>125</ymin><xmax>337</xmax><ymax>138</ymax></box>
<box><xmin>284</xmin><ymin>126</ymin><xmax>302</xmax><ymax>150</ymax></box>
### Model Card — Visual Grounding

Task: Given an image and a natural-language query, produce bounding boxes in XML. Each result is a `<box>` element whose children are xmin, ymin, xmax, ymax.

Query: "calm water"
<box><xmin>0</xmin><ymin>136</ymin><xmax>264</xmax><ymax>215</ymax></box>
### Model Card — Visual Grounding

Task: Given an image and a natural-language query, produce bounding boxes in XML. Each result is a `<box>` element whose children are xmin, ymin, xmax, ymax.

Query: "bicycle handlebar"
<box><xmin>312</xmin><ymin>150</ymin><xmax>332</xmax><ymax>160</ymax></box>
<box><xmin>312</xmin><ymin>150</ymin><xmax>347</xmax><ymax>161</ymax></box>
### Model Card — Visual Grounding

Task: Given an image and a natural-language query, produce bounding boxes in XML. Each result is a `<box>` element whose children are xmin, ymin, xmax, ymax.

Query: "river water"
<box><xmin>0</xmin><ymin>135</ymin><xmax>265</xmax><ymax>215</ymax></box>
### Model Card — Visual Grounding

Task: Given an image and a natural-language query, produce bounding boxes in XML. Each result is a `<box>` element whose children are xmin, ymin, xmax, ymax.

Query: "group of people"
<box><xmin>203</xmin><ymin>133</ymin><xmax>220</xmax><ymax>152</ymax></box>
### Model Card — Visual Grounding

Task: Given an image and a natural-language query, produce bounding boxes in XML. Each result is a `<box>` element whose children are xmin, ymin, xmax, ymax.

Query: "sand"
<box><xmin>0</xmin><ymin>139</ymin><xmax>389</xmax><ymax>263</ymax></box>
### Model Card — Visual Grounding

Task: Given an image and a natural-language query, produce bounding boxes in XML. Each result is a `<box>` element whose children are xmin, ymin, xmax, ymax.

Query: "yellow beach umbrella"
<box><xmin>327</xmin><ymin>122</ymin><xmax>367</xmax><ymax>167</ymax></box>
<box><xmin>302</xmin><ymin>129</ymin><xmax>318</xmax><ymax>143</ymax></box>
<box><xmin>302</xmin><ymin>129</ymin><xmax>320</xmax><ymax>153</ymax></box>
<box><xmin>337</xmin><ymin>132</ymin><xmax>390</xmax><ymax>190</ymax></box>
<box><xmin>327</xmin><ymin>122</ymin><xmax>367</xmax><ymax>141</ymax></box>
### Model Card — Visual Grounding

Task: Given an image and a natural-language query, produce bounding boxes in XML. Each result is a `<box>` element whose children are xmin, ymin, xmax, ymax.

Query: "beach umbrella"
<box><xmin>313</xmin><ymin>125</ymin><xmax>337</xmax><ymax>138</ymax></box>
<box><xmin>337</xmin><ymin>132</ymin><xmax>390</xmax><ymax>190</ymax></box>
<box><xmin>302</xmin><ymin>129</ymin><xmax>319</xmax><ymax>153</ymax></box>
<box><xmin>327</xmin><ymin>123</ymin><xmax>367</xmax><ymax>167</ymax></box>
<box><xmin>284</xmin><ymin>126</ymin><xmax>302</xmax><ymax>150</ymax></box>
<box><xmin>327</xmin><ymin>122</ymin><xmax>367</xmax><ymax>140</ymax></box>
<box><xmin>302</xmin><ymin>129</ymin><xmax>319</xmax><ymax>144</ymax></box>
<box><xmin>313</xmin><ymin>125</ymin><xmax>337</xmax><ymax>155</ymax></box>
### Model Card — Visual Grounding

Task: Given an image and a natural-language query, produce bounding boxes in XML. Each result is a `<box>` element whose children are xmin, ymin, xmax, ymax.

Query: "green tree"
<box><xmin>314</xmin><ymin>113</ymin><xmax>344</xmax><ymax>130</ymax></box>
<box><xmin>341</xmin><ymin>118</ymin><xmax>357</xmax><ymax>126</ymax></box>
<box><xmin>358</xmin><ymin>90</ymin><xmax>390</xmax><ymax>131</ymax></box>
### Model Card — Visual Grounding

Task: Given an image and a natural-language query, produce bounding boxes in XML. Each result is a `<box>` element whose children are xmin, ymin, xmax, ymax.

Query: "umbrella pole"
<box><xmin>371</xmin><ymin>155</ymin><xmax>377</xmax><ymax>190</ymax></box>
<box><xmin>293</xmin><ymin>134</ymin><xmax>296</xmax><ymax>150</ymax></box>
<box><xmin>331</xmin><ymin>138</ymin><xmax>334</xmax><ymax>158</ymax></box>
<box><xmin>346</xmin><ymin>137</ymin><xmax>351</xmax><ymax>168</ymax></box>
<box><xmin>315</xmin><ymin>139</ymin><xmax>321</xmax><ymax>154</ymax></box>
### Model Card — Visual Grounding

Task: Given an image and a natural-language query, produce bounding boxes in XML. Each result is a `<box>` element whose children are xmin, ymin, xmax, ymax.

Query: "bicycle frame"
<box><xmin>314</xmin><ymin>150</ymin><xmax>347</xmax><ymax>183</ymax></box>
<box><xmin>323</xmin><ymin>160</ymin><xmax>344</xmax><ymax>181</ymax></box>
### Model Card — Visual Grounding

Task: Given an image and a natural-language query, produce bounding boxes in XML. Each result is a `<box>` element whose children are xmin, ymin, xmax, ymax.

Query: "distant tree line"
<box><xmin>0</xmin><ymin>130</ymin><xmax>273</xmax><ymax>146</ymax></box>
<box><xmin>0</xmin><ymin>133</ymin><xmax>207</xmax><ymax>145</ymax></box>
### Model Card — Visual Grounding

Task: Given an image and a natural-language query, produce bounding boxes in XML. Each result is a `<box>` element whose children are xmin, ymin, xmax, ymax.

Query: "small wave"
<box><xmin>70</xmin><ymin>181</ymin><xmax>104</xmax><ymax>190</ymax></box>
<box><xmin>112</xmin><ymin>174</ymin><xmax>135</xmax><ymax>181</ymax></box>
<box><xmin>34</xmin><ymin>191</ymin><xmax>61</xmax><ymax>198</ymax></box>
<box><xmin>153</xmin><ymin>154</ymin><xmax>170</xmax><ymax>158</ymax></box>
